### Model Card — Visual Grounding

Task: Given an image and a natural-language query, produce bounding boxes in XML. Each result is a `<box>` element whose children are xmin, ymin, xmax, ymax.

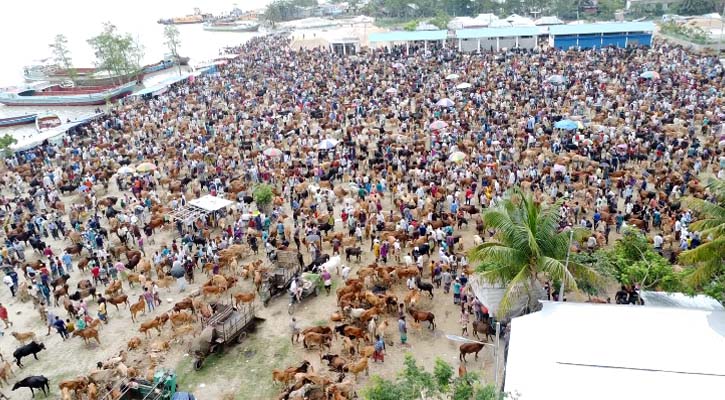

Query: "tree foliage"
<box><xmin>677</xmin><ymin>0</ymin><xmax>716</xmax><ymax>15</ymax></box>
<box><xmin>49</xmin><ymin>34</ymin><xmax>76</xmax><ymax>83</ymax></box>
<box><xmin>678</xmin><ymin>179</ymin><xmax>725</xmax><ymax>302</ymax></box>
<box><xmin>594</xmin><ymin>227</ymin><xmax>683</xmax><ymax>292</ymax></box>
<box><xmin>0</xmin><ymin>134</ymin><xmax>17</xmax><ymax>156</ymax></box>
<box><xmin>163</xmin><ymin>25</ymin><xmax>182</xmax><ymax>75</ymax></box>
<box><xmin>469</xmin><ymin>187</ymin><xmax>603</xmax><ymax>318</ymax></box>
<box><xmin>253</xmin><ymin>184</ymin><xmax>274</xmax><ymax>210</ymax></box>
<box><xmin>362</xmin><ymin>354</ymin><xmax>504</xmax><ymax>400</ymax></box>
<box><xmin>87</xmin><ymin>22</ymin><xmax>144</xmax><ymax>81</ymax></box>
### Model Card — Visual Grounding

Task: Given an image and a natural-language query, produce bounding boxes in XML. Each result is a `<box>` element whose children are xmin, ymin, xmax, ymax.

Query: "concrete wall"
<box><xmin>458</xmin><ymin>36</ymin><xmax>538</xmax><ymax>52</ymax></box>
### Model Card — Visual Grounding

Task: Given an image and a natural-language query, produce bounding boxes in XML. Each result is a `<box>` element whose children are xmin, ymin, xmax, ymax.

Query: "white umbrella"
<box><xmin>317</xmin><ymin>138</ymin><xmax>340</xmax><ymax>150</ymax></box>
<box><xmin>385</xmin><ymin>88</ymin><xmax>398</xmax><ymax>94</ymax></box>
<box><xmin>445</xmin><ymin>73</ymin><xmax>460</xmax><ymax>80</ymax></box>
<box><xmin>448</xmin><ymin>151</ymin><xmax>466</xmax><ymax>163</ymax></box>
<box><xmin>430</xmin><ymin>120</ymin><xmax>448</xmax><ymax>130</ymax></box>
<box><xmin>436</xmin><ymin>98</ymin><xmax>455</xmax><ymax>107</ymax></box>
<box><xmin>117</xmin><ymin>166</ymin><xmax>134</xmax><ymax>175</ymax></box>
<box><xmin>455</xmin><ymin>82</ymin><xmax>472</xmax><ymax>90</ymax></box>
<box><xmin>263</xmin><ymin>147</ymin><xmax>283</xmax><ymax>157</ymax></box>
<box><xmin>392</xmin><ymin>62</ymin><xmax>405</xmax><ymax>69</ymax></box>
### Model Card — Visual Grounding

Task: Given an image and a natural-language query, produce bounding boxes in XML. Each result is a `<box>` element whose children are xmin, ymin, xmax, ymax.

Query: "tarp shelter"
<box><xmin>168</xmin><ymin>195</ymin><xmax>234</xmax><ymax>225</ymax></box>
<box><xmin>505</xmin><ymin>302</ymin><xmax>725</xmax><ymax>399</ymax></box>
<box><xmin>188</xmin><ymin>195</ymin><xmax>234</xmax><ymax>212</ymax></box>
<box><xmin>11</xmin><ymin>112</ymin><xmax>105</xmax><ymax>152</ymax></box>
<box><xmin>641</xmin><ymin>291</ymin><xmax>724</xmax><ymax>311</ymax></box>
<box><xmin>131</xmin><ymin>72</ymin><xmax>195</xmax><ymax>98</ymax></box>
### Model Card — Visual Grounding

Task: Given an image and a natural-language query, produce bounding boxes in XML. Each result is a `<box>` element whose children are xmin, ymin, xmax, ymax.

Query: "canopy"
<box><xmin>436</xmin><ymin>98</ymin><xmax>455</xmax><ymax>107</ymax></box>
<box><xmin>430</xmin><ymin>120</ymin><xmax>448</xmax><ymax>130</ymax></box>
<box><xmin>505</xmin><ymin>302</ymin><xmax>725</xmax><ymax>400</ymax></box>
<box><xmin>455</xmin><ymin>82</ymin><xmax>472</xmax><ymax>89</ymax></box>
<box><xmin>318</xmin><ymin>138</ymin><xmax>339</xmax><ymax>150</ymax></box>
<box><xmin>554</xmin><ymin>119</ymin><xmax>581</xmax><ymax>130</ymax></box>
<box><xmin>188</xmin><ymin>195</ymin><xmax>234</xmax><ymax>212</ymax></box>
<box><xmin>640</xmin><ymin>70</ymin><xmax>660</xmax><ymax>79</ymax></box>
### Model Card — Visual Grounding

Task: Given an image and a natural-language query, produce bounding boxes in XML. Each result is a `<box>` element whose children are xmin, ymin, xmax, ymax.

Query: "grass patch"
<box><xmin>313</xmin><ymin>319</ymin><xmax>329</xmax><ymax>326</ymax></box>
<box><xmin>176</xmin><ymin>335</ymin><xmax>297</xmax><ymax>400</ymax></box>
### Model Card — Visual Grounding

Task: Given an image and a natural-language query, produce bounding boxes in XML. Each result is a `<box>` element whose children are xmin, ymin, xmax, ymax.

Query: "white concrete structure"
<box><xmin>505</xmin><ymin>302</ymin><xmax>725</xmax><ymax>400</ymax></box>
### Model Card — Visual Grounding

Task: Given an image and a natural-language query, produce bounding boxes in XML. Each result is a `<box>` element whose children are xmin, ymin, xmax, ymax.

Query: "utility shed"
<box><xmin>549</xmin><ymin>21</ymin><xmax>655</xmax><ymax>49</ymax></box>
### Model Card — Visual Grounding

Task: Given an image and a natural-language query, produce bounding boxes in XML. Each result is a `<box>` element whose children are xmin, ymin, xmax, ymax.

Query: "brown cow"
<box><xmin>108</xmin><ymin>294</ymin><xmax>129</xmax><ymax>311</ymax></box>
<box><xmin>302</xmin><ymin>332</ymin><xmax>333</xmax><ymax>351</ymax></box>
<box><xmin>459</xmin><ymin>342</ymin><xmax>484</xmax><ymax>362</ymax></box>
<box><xmin>129</xmin><ymin>296</ymin><xmax>146</xmax><ymax>323</ymax></box>
<box><xmin>73</xmin><ymin>328</ymin><xmax>101</xmax><ymax>346</ymax></box>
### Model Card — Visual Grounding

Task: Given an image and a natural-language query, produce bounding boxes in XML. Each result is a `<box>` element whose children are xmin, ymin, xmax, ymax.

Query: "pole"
<box><xmin>494</xmin><ymin>321</ymin><xmax>501</xmax><ymax>391</ymax></box>
<box><xmin>559</xmin><ymin>228</ymin><xmax>574</xmax><ymax>301</ymax></box>
<box><xmin>719</xmin><ymin>3</ymin><xmax>724</xmax><ymax>52</ymax></box>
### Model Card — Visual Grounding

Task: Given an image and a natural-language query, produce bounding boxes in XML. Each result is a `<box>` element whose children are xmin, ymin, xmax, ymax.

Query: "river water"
<box><xmin>0</xmin><ymin>0</ymin><xmax>272</xmax><ymax>139</ymax></box>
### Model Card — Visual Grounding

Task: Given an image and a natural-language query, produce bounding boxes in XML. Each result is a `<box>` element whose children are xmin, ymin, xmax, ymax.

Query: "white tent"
<box><xmin>188</xmin><ymin>195</ymin><xmax>234</xmax><ymax>212</ymax></box>
<box><xmin>505</xmin><ymin>302</ymin><xmax>725</xmax><ymax>400</ymax></box>
<box><xmin>641</xmin><ymin>291</ymin><xmax>724</xmax><ymax>311</ymax></box>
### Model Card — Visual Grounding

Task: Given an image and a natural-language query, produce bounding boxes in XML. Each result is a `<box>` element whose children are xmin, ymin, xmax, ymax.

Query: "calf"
<box><xmin>345</xmin><ymin>247</ymin><xmax>362</xmax><ymax>262</ymax></box>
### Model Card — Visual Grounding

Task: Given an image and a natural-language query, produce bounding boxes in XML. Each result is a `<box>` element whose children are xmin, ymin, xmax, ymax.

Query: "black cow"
<box><xmin>345</xmin><ymin>247</ymin><xmax>362</xmax><ymax>262</ymax></box>
<box><xmin>318</xmin><ymin>222</ymin><xmax>333</xmax><ymax>235</ymax></box>
<box><xmin>59</xmin><ymin>184</ymin><xmax>76</xmax><ymax>195</ymax></box>
<box><xmin>305</xmin><ymin>254</ymin><xmax>330</xmax><ymax>272</ymax></box>
<box><xmin>28</xmin><ymin>236</ymin><xmax>46</xmax><ymax>253</ymax></box>
<box><xmin>415</xmin><ymin>277</ymin><xmax>434</xmax><ymax>298</ymax></box>
<box><xmin>13</xmin><ymin>341</ymin><xmax>46</xmax><ymax>368</ymax></box>
<box><xmin>12</xmin><ymin>375</ymin><xmax>49</xmax><ymax>398</ymax></box>
<box><xmin>8</xmin><ymin>231</ymin><xmax>32</xmax><ymax>246</ymax></box>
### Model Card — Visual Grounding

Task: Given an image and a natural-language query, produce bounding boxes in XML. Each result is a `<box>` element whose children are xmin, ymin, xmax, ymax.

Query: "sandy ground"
<box><xmin>0</xmin><ymin>175</ymin><xmax>501</xmax><ymax>400</ymax></box>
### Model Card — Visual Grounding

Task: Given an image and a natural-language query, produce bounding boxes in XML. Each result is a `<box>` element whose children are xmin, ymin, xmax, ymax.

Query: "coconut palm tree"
<box><xmin>678</xmin><ymin>179</ymin><xmax>725</xmax><ymax>289</ymax></box>
<box><xmin>468</xmin><ymin>187</ymin><xmax>602</xmax><ymax>318</ymax></box>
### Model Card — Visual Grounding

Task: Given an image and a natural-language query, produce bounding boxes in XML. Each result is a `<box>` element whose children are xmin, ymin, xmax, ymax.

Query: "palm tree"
<box><xmin>678</xmin><ymin>179</ymin><xmax>725</xmax><ymax>289</ymax></box>
<box><xmin>468</xmin><ymin>187</ymin><xmax>602</xmax><ymax>318</ymax></box>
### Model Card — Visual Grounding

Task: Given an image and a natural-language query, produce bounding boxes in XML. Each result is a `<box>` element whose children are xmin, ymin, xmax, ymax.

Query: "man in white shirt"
<box><xmin>653</xmin><ymin>234</ymin><xmax>664</xmax><ymax>252</ymax></box>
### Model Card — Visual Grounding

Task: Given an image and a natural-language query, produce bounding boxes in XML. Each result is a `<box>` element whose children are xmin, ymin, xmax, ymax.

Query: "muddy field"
<box><xmin>0</xmin><ymin>179</ymin><xmax>501</xmax><ymax>400</ymax></box>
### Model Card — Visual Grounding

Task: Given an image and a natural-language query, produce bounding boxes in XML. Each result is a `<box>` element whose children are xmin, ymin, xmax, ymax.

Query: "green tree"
<box><xmin>469</xmin><ymin>187</ymin><xmax>603</xmax><ymax>318</ymax></box>
<box><xmin>87</xmin><ymin>22</ymin><xmax>144</xmax><ymax>82</ymax></box>
<box><xmin>362</xmin><ymin>355</ymin><xmax>504</xmax><ymax>400</ymax></box>
<box><xmin>678</xmin><ymin>179</ymin><xmax>725</xmax><ymax>299</ymax></box>
<box><xmin>163</xmin><ymin>25</ymin><xmax>182</xmax><ymax>75</ymax></box>
<box><xmin>597</xmin><ymin>227</ymin><xmax>683</xmax><ymax>292</ymax></box>
<box><xmin>49</xmin><ymin>34</ymin><xmax>77</xmax><ymax>84</ymax></box>
<box><xmin>0</xmin><ymin>134</ymin><xmax>17</xmax><ymax>157</ymax></box>
<box><xmin>253</xmin><ymin>184</ymin><xmax>274</xmax><ymax>212</ymax></box>
<box><xmin>677</xmin><ymin>0</ymin><xmax>716</xmax><ymax>15</ymax></box>
<box><xmin>430</xmin><ymin>11</ymin><xmax>452</xmax><ymax>29</ymax></box>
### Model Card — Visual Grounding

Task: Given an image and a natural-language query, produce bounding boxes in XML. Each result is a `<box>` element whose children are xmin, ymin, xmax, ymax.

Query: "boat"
<box><xmin>143</xmin><ymin>59</ymin><xmax>175</xmax><ymax>74</ymax></box>
<box><xmin>24</xmin><ymin>65</ymin><xmax>144</xmax><ymax>86</ymax></box>
<box><xmin>35</xmin><ymin>113</ymin><xmax>62</xmax><ymax>132</ymax></box>
<box><xmin>203</xmin><ymin>21</ymin><xmax>259</xmax><ymax>32</ymax></box>
<box><xmin>0</xmin><ymin>114</ymin><xmax>37</xmax><ymax>128</ymax></box>
<box><xmin>158</xmin><ymin>8</ymin><xmax>211</xmax><ymax>25</ymax></box>
<box><xmin>0</xmin><ymin>82</ymin><xmax>136</xmax><ymax>107</ymax></box>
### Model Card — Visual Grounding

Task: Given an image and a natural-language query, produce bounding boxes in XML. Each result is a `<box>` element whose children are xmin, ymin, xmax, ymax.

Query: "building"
<box><xmin>455</xmin><ymin>26</ymin><xmax>545</xmax><ymax>52</ymax></box>
<box><xmin>549</xmin><ymin>21</ymin><xmax>655</xmax><ymax>49</ymax></box>
<box><xmin>505</xmin><ymin>301</ymin><xmax>725</xmax><ymax>400</ymax></box>
<box><xmin>368</xmin><ymin>30</ymin><xmax>448</xmax><ymax>53</ymax></box>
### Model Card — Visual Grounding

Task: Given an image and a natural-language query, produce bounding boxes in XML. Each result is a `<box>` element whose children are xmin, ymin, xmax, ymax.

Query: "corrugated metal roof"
<box><xmin>549</xmin><ymin>21</ymin><xmax>655</xmax><ymax>36</ymax></box>
<box><xmin>368</xmin><ymin>30</ymin><xmax>447</xmax><ymax>42</ymax></box>
<box><xmin>456</xmin><ymin>26</ymin><xmax>544</xmax><ymax>39</ymax></box>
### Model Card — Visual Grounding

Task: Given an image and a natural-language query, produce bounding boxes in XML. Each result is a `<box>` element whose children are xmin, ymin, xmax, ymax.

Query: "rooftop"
<box><xmin>456</xmin><ymin>26</ymin><xmax>544</xmax><ymax>39</ymax></box>
<box><xmin>549</xmin><ymin>21</ymin><xmax>655</xmax><ymax>35</ymax></box>
<box><xmin>368</xmin><ymin>30</ymin><xmax>447</xmax><ymax>43</ymax></box>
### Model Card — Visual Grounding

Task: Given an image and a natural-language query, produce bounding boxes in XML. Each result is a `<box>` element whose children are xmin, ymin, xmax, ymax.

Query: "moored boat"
<box><xmin>203</xmin><ymin>21</ymin><xmax>259</xmax><ymax>32</ymax></box>
<box><xmin>35</xmin><ymin>113</ymin><xmax>62</xmax><ymax>132</ymax></box>
<box><xmin>0</xmin><ymin>114</ymin><xmax>38</xmax><ymax>128</ymax></box>
<box><xmin>158</xmin><ymin>8</ymin><xmax>210</xmax><ymax>25</ymax></box>
<box><xmin>0</xmin><ymin>82</ymin><xmax>136</xmax><ymax>107</ymax></box>
<box><xmin>24</xmin><ymin>65</ymin><xmax>144</xmax><ymax>86</ymax></box>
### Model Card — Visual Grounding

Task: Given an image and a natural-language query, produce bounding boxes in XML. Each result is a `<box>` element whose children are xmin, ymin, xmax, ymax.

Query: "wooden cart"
<box><xmin>192</xmin><ymin>302</ymin><xmax>263</xmax><ymax>370</ymax></box>
<box><xmin>260</xmin><ymin>250</ymin><xmax>300</xmax><ymax>306</ymax></box>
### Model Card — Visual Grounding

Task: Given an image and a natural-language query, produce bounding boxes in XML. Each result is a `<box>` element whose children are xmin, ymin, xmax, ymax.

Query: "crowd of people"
<box><xmin>0</xmin><ymin>32</ymin><xmax>721</xmax><ymax>385</ymax></box>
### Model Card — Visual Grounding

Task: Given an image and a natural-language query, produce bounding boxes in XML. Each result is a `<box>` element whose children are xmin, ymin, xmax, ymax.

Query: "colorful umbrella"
<box><xmin>640</xmin><ymin>71</ymin><xmax>660</xmax><ymax>79</ymax></box>
<box><xmin>436</xmin><ymin>98</ymin><xmax>455</xmax><ymax>107</ymax></box>
<box><xmin>430</xmin><ymin>120</ymin><xmax>448</xmax><ymax>130</ymax></box>
<box><xmin>456</xmin><ymin>82</ymin><xmax>472</xmax><ymax>89</ymax></box>
<box><xmin>448</xmin><ymin>151</ymin><xmax>466</xmax><ymax>163</ymax></box>
<box><xmin>317</xmin><ymin>138</ymin><xmax>339</xmax><ymax>150</ymax></box>
<box><xmin>554</xmin><ymin>119</ymin><xmax>579</xmax><ymax>131</ymax></box>
<box><xmin>135</xmin><ymin>162</ymin><xmax>157</xmax><ymax>173</ymax></box>
<box><xmin>263</xmin><ymin>147</ymin><xmax>283</xmax><ymax>157</ymax></box>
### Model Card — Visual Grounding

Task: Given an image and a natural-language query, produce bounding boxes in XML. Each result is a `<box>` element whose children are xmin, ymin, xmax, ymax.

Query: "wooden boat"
<box><xmin>0</xmin><ymin>114</ymin><xmax>37</xmax><ymax>127</ymax></box>
<box><xmin>158</xmin><ymin>8</ymin><xmax>210</xmax><ymax>25</ymax></box>
<box><xmin>35</xmin><ymin>113</ymin><xmax>62</xmax><ymax>132</ymax></box>
<box><xmin>24</xmin><ymin>65</ymin><xmax>144</xmax><ymax>86</ymax></box>
<box><xmin>203</xmin><ymin>21</ymin><xmax>259</xmax><ymax>32</ymax></box>
<box><xmin>0</xmin><ymin>82</ymin><xmax>136</xmax><ymax>106</ymax></box>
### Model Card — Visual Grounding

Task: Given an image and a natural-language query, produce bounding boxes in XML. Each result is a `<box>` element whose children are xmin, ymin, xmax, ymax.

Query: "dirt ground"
<box><xmin>0</xmin><ymin>177</ymin><xmax>501</xmax><ymax>400</ymax></box>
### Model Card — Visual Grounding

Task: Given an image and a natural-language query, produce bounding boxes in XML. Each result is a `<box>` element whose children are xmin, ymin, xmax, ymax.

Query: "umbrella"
<box><xmin>547</xmin><ymin>75</ymin><xmax>566</xmax><ymax>84</ymax></box>
<box><xmin>385</xmin><ymin>88</ymin><xmax>398</xmax><ymax>94</ymax></box>
<box><xmin>135</xmin><ymin>162</ymin><xmax>157</xmax><ymax>173</ymax></box>
<box><xmin>392</xmin><ymin>62</ymin><xmax>405</xmax><ymax>69</ymax></box>
<box><xmin>640</xmin><ymin>71</ymin><xmax>660</xmax><ymax>79</ymax></box>
<box><xmin>317</xmin><ymin>138</ymin><xmax>339</xmax><ymax>150</ymax></box>
<box><xmin>445</xmin><ymin>73</ymin><xmax>460</xmax><ymax>80</ymax></box>
<box><xmin>436</xmin><ymin>98</ymin><xmax>455</xmax><ymax>107</ymax></box>
<box><xmin>170</xmin><ymin>264</ymin><xmax>185</xmax><ymax>278</ymax></box>
<box><xmin>455</xmin><ymin>82</ymin><xmax>472</xmax><ymax>90</ymax></box>
<box><xmin>448</xmin><ymin>151</ymin><xmax>466</xmax><ymax>163</ymax></box>
<box><xmin>554</xmin><ymin>119</ymin><xmax>579</xmax><ymax>131</ymax></box>
<box><xmin>430</xmin><ymin>120</ymin><xmax>448</xmax><ymax>130</ymax></box>
<box><xmin>117</xmin><ymin>166</ymin><xmax>134</xmax><ymax>175</ymax></box>
<box><xmin>263</xmin><ymin>147</ymin><xmax>283</xmax><ymax>157</ymax></box>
